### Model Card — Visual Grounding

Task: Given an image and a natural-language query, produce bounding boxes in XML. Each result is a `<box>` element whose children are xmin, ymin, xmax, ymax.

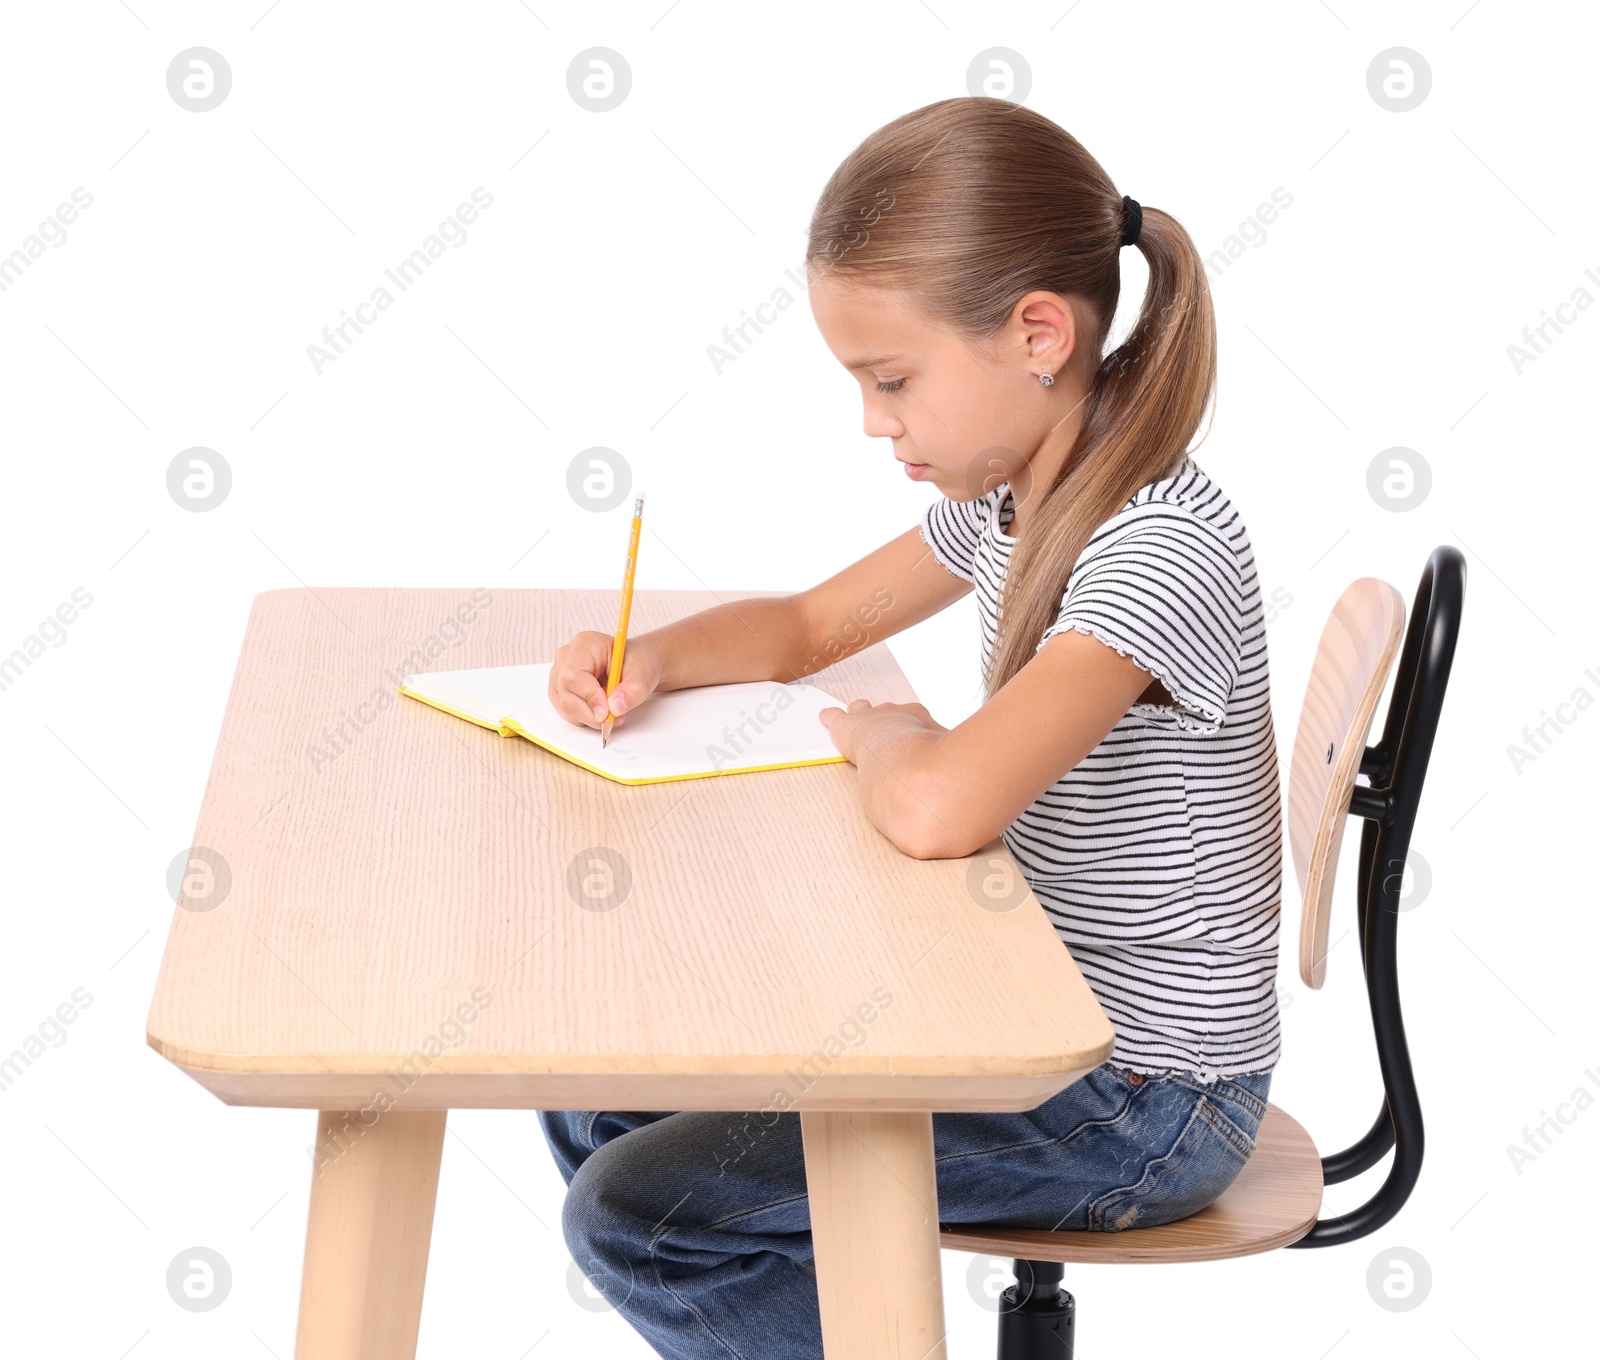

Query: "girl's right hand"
<box><xmin>547</xmin><ymin>631</ymin><xmax>664</xmax><ymax>731</ymax></box>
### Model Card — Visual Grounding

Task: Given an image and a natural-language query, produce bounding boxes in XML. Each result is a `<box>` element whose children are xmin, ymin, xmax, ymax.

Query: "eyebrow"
<box><xmin>843</xmin><ymin>352</ymin><xmax>904</xmax><ymax>371</ymax></box>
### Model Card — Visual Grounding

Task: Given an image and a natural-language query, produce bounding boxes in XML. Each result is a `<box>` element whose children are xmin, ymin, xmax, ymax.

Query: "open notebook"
<box><xmin>398</xmin><ymin>663</ymin><xmax>850</xmax><ymax>786</ymax></box>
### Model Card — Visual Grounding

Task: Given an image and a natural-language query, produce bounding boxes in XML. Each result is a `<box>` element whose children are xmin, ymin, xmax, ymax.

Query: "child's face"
<box><xmin>807</xmin><ymin>272</ymin><xmax>1077</xmax><ymax>503</ymax></box>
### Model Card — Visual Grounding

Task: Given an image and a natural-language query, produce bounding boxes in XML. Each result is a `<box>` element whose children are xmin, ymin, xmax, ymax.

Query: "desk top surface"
<box><xmin>145</xmin><ymin>587</ymin><xmax>1113</xmax><ymax>1109</ymax></box>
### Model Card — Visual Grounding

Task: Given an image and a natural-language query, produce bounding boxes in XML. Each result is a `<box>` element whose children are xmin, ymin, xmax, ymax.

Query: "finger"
<box><xmin>560</xmin><ymin>664</ymin><xmax>612</xmax><ymax>724</ymax></box>
<box><xmin>607</xmin><ymin>675</ymin><xmax>646</xmax><ymax>717</ymax></box>
<box><xmin>819</xmin><ymin>707</ymin><xmax>856</xmax><ymax>763</ymax></box>
<box><xmin>547</xmin><ymin>662</ymin><xmax>594</xmax><ymax>726</ymax></box>
<box><xmin>559</xmin><ymin>692</ymin><xmax>605</xmax><ymax>729</ymax></box>
<box><xmin>848</xmin><ymin>698</ymin><xmax>873</xmax><ymax>713</ymax></box>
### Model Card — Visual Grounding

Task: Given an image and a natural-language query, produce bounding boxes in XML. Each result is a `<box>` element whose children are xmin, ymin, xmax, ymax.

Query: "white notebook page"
<box><xmin>400</xmin><ymin>663</ymin><xmax>850</xmax><ymax>784</ymax></box>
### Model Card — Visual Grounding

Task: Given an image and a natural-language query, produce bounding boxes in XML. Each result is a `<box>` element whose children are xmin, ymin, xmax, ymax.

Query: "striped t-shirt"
<box><xmin>919</xmin><ymin>457</ymin><xmax>1282</xmax><ymax>1078</ymax></box>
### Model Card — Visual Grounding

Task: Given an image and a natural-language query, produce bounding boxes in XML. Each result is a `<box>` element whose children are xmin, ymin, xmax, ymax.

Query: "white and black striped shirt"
<box><xmin>919</xmin><ymin>457</ymin><xmax>1282</xmax><ymax>1078</ymax></box>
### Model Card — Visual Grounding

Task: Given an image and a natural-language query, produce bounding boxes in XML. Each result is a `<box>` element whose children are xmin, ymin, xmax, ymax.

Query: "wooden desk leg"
<box><xmin>294</xmin><ymin>1109</ymin><xmax>447</xmax><ymax>1360</ymax></box>
<box><xmin>800</xmin><ymin>1110</ymin><xmax>947</xmax><ymax>1360</ymax></box>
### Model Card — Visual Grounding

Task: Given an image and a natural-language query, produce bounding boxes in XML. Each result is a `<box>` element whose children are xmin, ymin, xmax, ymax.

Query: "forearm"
<box><xmin>637</xmin><ymin>595</ymin><xmax>812</xmax><ymax>692</ymax></box>
<box><xmin>845</xmin><ymin>629</ymin><xmax>1158</xmax><ymax>861</ymax></box>
<box><xmin>852</xmin><ymin>726</ymin><xmax>956</xmax><ymax>860</ymax></box>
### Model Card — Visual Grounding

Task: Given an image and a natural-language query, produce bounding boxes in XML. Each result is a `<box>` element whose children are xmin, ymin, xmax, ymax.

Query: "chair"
<box><xmin>942</xmin><ymin>545</ymin><xmax>1467</xmax><ymax>1358</ymax></box>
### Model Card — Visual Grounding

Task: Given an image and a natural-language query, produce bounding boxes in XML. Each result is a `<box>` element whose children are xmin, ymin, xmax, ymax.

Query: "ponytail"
<box><xmin>984</xmin><ymin>206</ymin><xmax>1216</xmax><ymax>697</ymax></box>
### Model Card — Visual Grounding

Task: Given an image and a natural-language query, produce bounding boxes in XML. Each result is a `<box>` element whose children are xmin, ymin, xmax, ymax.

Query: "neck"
<box><xmin>1006</xmin><ymin>381</ymin><xmax>1091</xmax><ymax>539</ymax></box>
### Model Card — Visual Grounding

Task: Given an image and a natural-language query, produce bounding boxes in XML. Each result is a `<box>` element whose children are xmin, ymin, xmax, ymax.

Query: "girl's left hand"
<box><xmin>819</xmin><ymin>699</ymin><xmax>953</xmax><ymax>856</ymax></box>
<box><xmin>818</xmin><ymin>698</ymin><xmax>948</xmax><ymax>766</ymax></box>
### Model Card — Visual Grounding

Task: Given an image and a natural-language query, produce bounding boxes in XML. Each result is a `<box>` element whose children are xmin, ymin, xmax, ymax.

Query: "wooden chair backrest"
<box><xmin>1287</xmin><ymin>578</ymin><xmax>1406</xmax><ymax>989</ymax></box>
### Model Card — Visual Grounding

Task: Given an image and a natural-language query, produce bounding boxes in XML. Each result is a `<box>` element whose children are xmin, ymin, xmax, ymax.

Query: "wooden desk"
<box><xmin>146</xmin><ymin>587</ymin><xmax>1114</xmax><ymax>1360</ymax></box>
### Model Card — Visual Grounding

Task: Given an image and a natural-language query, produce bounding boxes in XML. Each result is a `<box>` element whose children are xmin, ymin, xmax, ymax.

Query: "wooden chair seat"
<box><xmin>940</xmin><ymin>1102</ymin><xmax>1323</xmax><ymax>1265</ymax></box>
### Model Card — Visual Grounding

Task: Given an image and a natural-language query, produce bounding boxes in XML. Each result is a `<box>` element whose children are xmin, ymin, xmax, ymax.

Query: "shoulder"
<box><xmin>1133</xmin><ymin>457</ymin><xmax>1250</xmax><ymax>543</ymax></box>
<box><xmin>1046</xmin><ymin>459</ymin><xmax>1256</xmax><ymax>728</ymax></box>
<box><xmin>1077</xmin><ymin>458</ymin><xmax>1251</xmax><ymax>587</ymax></box>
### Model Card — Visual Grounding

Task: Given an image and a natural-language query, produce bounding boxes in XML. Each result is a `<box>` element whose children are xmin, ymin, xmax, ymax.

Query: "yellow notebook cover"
<box><xmin>398</xmin><ymin>663</ymin><xmax>850</xmax><ymax>786</ymax></box>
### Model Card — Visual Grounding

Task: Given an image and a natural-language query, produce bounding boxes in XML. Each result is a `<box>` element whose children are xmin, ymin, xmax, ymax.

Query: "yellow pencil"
<box><xmin>601</xmin><ymin>494</ymin><xmax>645</xmax><ymax>749</ymax></box>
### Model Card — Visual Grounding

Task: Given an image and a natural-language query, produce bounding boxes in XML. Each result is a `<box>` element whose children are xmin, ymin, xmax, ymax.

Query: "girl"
<box><xmin>540</xmin><ymin>96</ymin><xmax>1281</xmax><ymax>1358</ymax></box>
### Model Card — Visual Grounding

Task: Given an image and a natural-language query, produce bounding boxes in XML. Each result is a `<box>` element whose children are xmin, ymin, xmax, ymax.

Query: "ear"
<box><xmin>1012</xmin><ymin>291</ymin><xmax>1079</xmax><ymax>375</ymax></box>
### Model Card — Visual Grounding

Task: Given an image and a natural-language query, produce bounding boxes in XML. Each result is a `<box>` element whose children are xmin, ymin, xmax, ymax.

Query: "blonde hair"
<box><xmin>806</xmin><ymin>97</ymin><xmax>1217</xmax><ymax>698</ymax></box>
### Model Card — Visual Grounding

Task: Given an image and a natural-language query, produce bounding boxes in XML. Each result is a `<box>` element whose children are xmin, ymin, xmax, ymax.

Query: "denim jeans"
<box><xmin>538</xmin><ymin>1060</ymin><xmax>1271</xmax><ymax>1359</ymax></box>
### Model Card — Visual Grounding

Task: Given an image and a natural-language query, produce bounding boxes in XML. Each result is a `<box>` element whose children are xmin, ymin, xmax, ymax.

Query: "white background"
<box><xmin>1</xmin><ymin>2</ymin><xmax>1595</xmax><ymax>1356</ymax></box>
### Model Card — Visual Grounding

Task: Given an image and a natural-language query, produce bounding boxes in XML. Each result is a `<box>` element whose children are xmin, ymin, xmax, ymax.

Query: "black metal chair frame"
<box><xmin>993</xmin><ymin>545</ymin><xmax>1467</xmax><ymax>1359</ymax></box>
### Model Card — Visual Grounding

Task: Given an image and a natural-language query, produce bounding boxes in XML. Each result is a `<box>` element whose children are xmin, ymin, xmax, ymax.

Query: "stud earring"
<box><xmin>1038</xmin><ymin>372</ymin><xmax>1054</xmax><ymax>387</ymax></box>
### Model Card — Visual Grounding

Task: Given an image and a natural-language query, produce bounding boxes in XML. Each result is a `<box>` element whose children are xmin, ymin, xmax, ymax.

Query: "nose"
<box><xmin>863</xmin><ymin>399</ymin><xmax>904</xmax><ymax>441</ymax></box>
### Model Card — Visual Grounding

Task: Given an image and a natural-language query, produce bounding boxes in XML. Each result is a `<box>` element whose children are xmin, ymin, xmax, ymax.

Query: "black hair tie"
<box><xmin>1120</xmin><ymin>195</ymin><xmax>1142</xmax><ymax>248</ymax></box>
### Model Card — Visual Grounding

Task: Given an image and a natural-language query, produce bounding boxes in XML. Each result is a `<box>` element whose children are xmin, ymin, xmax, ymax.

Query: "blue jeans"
<box><xmin>538</xmin><ymin>1060</ymin><xmax>1271</xmax><ymax>1359</ymax></box>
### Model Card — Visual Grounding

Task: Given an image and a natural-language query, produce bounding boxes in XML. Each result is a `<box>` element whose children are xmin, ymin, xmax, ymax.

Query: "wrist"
<box><xmin>628</xmin><ymin>632</ymin><xmax>674</xmax><ymax>692</ymax></box>
<box><xmin>860</xmin><ymin>724</ymin><xmax>952</xmax><ymax>856</ymax></box>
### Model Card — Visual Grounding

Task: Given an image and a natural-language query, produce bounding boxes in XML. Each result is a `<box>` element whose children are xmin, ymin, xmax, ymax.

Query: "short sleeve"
<box><xmin>1038</xmin><ymin>506</ymin><xmax>1245</xmax><ymax>733</ymax></box>
<box><xmin>918</xmin><ymin>493</ymin><xmax>992</xmax><ymax>583</ymax></box>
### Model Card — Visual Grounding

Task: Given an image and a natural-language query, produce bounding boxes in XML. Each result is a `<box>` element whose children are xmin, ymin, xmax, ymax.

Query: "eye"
<box><xmin>874</xmin><ymin>378</ymin><xmax>905</xmax><ymax>394</ymax></box>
